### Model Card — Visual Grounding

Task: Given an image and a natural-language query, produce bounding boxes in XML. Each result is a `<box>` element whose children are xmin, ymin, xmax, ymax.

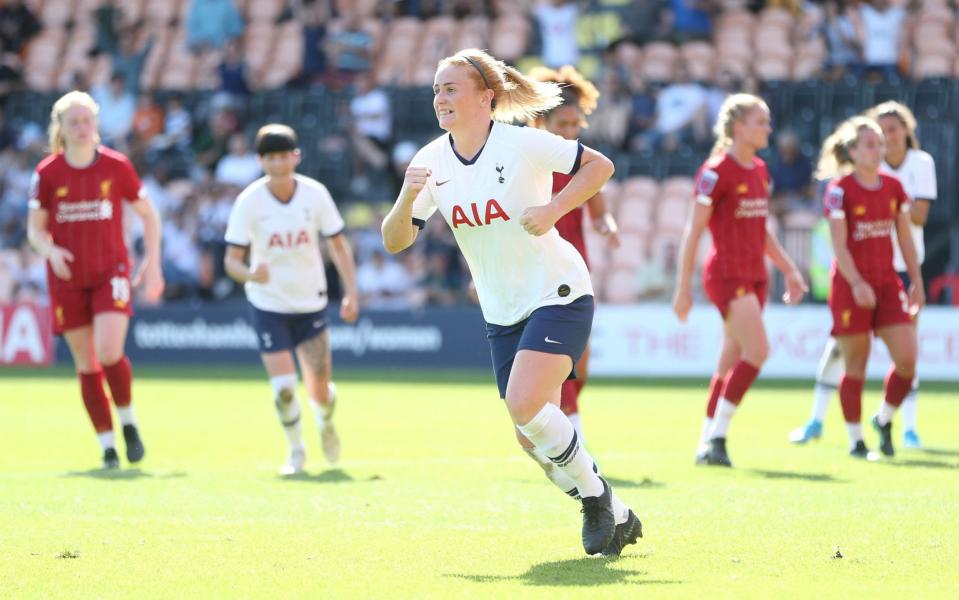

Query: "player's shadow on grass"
<box><xmin>279</xmin><ymin>468</ymin><xmax>383</xmax><ymax>484</ymax></box>
<box><xmin>604</xmin><ymin>476</ymin><xmax>665</xmax><ymax>490</ymax></box>
<box><xmin>63</xmin><ymin>468</ymin><xmax>186</xmax><ymax>480</ymax></box>
<box><xmin>919</xmin><ymin>447</ymin><xmax>959</xmax><ymax>458</ymax></box>
<box><xmin>877</xmin><ymin>458</ymin><xmax>958</xmax><ymax>470</ymax></box>
<box><xmin>447</xmin><ymin>558</ymin><xmax>682</xmax><ymax>587</ymax></box>
<box><xmin>747</xmin><ymin>469</ymin><xmax>847</xmax><ymax>483</ymax></box>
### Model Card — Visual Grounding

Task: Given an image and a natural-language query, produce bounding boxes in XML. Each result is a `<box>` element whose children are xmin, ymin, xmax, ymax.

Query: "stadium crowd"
<box><xmin>1</xmin><ymin>0</ymin><xmax>957</xmax><ymax>308</ymax></box>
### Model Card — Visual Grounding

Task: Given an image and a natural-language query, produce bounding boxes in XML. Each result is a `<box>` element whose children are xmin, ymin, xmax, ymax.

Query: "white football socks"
<box><xmin>566</xmin><ymin>412</ymin><xmax>584</xmax><ymax>445</ymax></box>
<box><xmin>700</xmin><ymin>418</ymin><xmax>713</xmax><ymax>447</ymax></box>
<box><xmin>811</xmin><ymin>384</ymin><xmax>833</xmax><ymax>423</ymax></box>
<box><xmin>708</xmin><ymin>398</ymin><xmax>737</xmax><ymax>439</ymax></box>
<box><xmin>517</xmin><ymin>403</ymin><xmax>603</xmax><ymax>498</ymax></box>
<box><xmin>116</xmin><ymin>405</ymin><xmax>136</xmax><ymax>427</ymax></box>
<box><xmin>877</xmin><ymin>402</ymin><xmax>896</xmax><ymax>427</ymax></box>
<box><xmin>97</xmin><ymin>430</ymin><xmax>115</xmax><ymax>451</ymax></box>
<box><xmin>271</xmin><ymin>374</ymin><xmax>304</xmax><ymax>451</ymax></box>
<box><xmin>900</xmin><ymin>380</ymin><xmax>919</xmax><ymax>431</ymax></box>
<box><xmin>846</xmin><ymin>423</ymin><xmax>863</xmax><ymax>447</ymax></box>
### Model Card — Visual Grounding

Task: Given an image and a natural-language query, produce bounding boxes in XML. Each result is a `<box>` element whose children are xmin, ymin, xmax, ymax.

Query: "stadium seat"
<box><xmin>144</xmin><ymin>0</ymin><xmax>182</xmax><ymax>27</ymax></box>
<box><xmin>245</xmin><ymin>0</ymin><xmax>286</xmax><ymax>23</ymax></box>
<box><xmin>913</xmin><ymin>54</ymin><xmax>953</xmax><ymax>80</ymax></box>
<box><xmin>23</xmin><ymin>27</ymin><xmax>66</xmax><ymax>92</ymax></box>
<box><xmin>660</xmin><ymin>176</ymin><xmax>694</xmax><ymax>200</ymax></box>
<box><xmin>261</xmin><ymin>23</ymin><xmax>303</xmax><ymax>90</ymax></box>
<box><xmin>757</xmin><ymin>7</ymin><xmax>794</xmax><ymax>31</ymax></box>
<box><xmin>158</xmin><ymin>34</ymin><xmax>197</xmax><ymax>90</ymax></box>
<box><xmin>604</xmin><ymin>268</ymin><xmax>640</xmax><ymax>304</ymax></box>
<box><xmin>616</xmin><ymin>196</ymin><xmax>654</xmax><ymax>234</ymax></box>
<box><xmin>755</xmin><ymin>57</ymin><xmax>791</xmax><ymax>81</ymax></box>
<box><xmin>39</xmin><ymin>0</ymin><xmax>74</xmax><ymax>27</ymax></box>
<box><xmin>608</xmin><ymin>231</ymin><xmax>647</xmax><ymax>270</ymax></box>
<box><xmin>490</xmin><ymin>14</ymin><xmax>529</xmax><ymax>63</ymax></box>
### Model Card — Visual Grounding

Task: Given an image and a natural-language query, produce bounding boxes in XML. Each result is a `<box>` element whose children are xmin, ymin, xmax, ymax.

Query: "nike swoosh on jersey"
<box><xmin>544</xmin><ymin>336</ymin><xmax>562</xmax><ymax>344</ymax></box>
<box><xmin>436</xmin><ymin>180</ymin><xmax>451</xmax><ymax>186</ymax></box>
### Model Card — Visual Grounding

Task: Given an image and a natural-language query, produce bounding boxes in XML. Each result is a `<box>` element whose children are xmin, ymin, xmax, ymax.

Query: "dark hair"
<box><xmin>255</xmin><ymin>123</ymin><xmax>298</xmax><ymax>155</ymax></box>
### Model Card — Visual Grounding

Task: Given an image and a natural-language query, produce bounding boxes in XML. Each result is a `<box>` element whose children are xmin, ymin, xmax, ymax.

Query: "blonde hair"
<box><xmin>48</xmin><ymin>91</ymin><xmax>100</xmax><ymax>154</ymax></box>
<box><xmin>815</xmin><ymin>116</ymin><xmax>884</xmax><ymax>181</ymax></box>
<box><xmin>526</xmin><ymin>65</ymin><xmax>600</xmax><ymax>127</ymax></box>
<box><xmin>867</xmin><ymin>101</ymin><xmax>920</xmax><ymax>150</ymax></box>
<box><xmin>710</xmin><ymin>93</ymin><xmax>769</xmax><ymax>156</ymax></box>
<box><xmin>438</xmin><ymin>48</ymin><xmax>563</xmax><ymax>123</ymax></box>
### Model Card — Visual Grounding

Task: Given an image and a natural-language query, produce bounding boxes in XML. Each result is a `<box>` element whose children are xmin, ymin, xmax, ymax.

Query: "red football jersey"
<box><xmin>30</xmin><ymin>147</ymin><xmax>143</xmax><ymax>289</ymax></box>
<box><xmin>552</xmin><ymin>172</ymin><xmax>589</xmax><ymax>266</ymax></box>
<box><xmin>694</xmin><ymin>154</ymin><xmax>770</xmax><ymax>283</ymax></box>
<box><xmin>824</xmin><ymin>173</ymin><xmax>909</xmax><ymax>282</ymax></box>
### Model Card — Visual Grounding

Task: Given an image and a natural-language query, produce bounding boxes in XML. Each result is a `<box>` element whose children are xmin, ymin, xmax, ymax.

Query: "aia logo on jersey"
<box><xmin>268</xmin><ymin>230</ymin><xmax>310</xmax><ymax>248</ymax></box>
<box><xmin>451</xmin><ymin>199</ymin><xmax>510</xmax><ymax>229</ymax></box>
<box><xmin>696</xmin><ymin>169</ymin><xmax>719</xmax><ymax>196</ymax></box>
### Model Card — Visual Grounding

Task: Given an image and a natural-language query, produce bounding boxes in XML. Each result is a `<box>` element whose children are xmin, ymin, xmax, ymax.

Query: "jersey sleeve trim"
<box><xmin>695</xmin><ymin>194</ymin><xmax>713</xmax><ymax>206</ymax></box>
<box><xmin>568</xmin><ymin>143</ymin><xmax>584</xmax><ymax>175</ymax></box>
<box><xmin>323</xmin><ymin>226</ymin><xmax>346</xmax><ymax>238</ymax></box>
<box><xmin>27</xmin><ymin>198</ymin><xmax>41</xmax><ymax>210</ymax></box>
<box><xmin>829</xmin><ymin>209</ymin><xmax>846</xmax><ymax>219</ymax></box>
<box><xmin>412</xmin><ymin>217</ymin><xmax>426</xmax><ymax>230</ymax></box>
<box><xmin>225</xmin><ymin>240</ymin><xmax>250</xmax><ymax>249</ymax></box>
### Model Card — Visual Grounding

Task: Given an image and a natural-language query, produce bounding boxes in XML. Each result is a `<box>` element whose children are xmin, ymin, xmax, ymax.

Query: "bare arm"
<box><xmin>382</xmin><ymin>166</ymin><xmax>430</xmax><ymax>254</ymax></box>
<box><xmin>586</xmin><ymin>189</ymin><xmax>620</xmax><ymax>247</ymax></box>
<box><xmin>764</xmin><ymin>227</ymin><xmax>808</xmax><ymax>304</ymax></box>
<box><xmin>129</xmin><ymin>196</ymin><xmax>165</xmax><ymax>302</ymax></box>
<box><xmin>326</xmin><ymin>233</ymin><xmax>360</xmax><ymax>323</ymax></box>
<box><xmin>224</xmin><ymin>244</ymin><xmax>267</xmax><ymax>284</ymax></box>
<box><xmin>895</xmin><ymin>211</ymin><xmax>922</xmax><ymax>290</ymax></box>
<box><xmin>910</xmin><ymin>198</ymin><xmax>931</xmax><ymax>227</ymax></box>
<box><xmin>672</xmin><ymin>200</ymin><xmax>712</xmax><ymax>321</ymax></box>
<box><xmin>27</xmin><ymin>206</ymin><xmax>74</xmax><ymax>280</ymax></box>
<box><xmin>521</xmin><ymin>146</ymin><xmax>615</xmax><ymax>236</ymax></box>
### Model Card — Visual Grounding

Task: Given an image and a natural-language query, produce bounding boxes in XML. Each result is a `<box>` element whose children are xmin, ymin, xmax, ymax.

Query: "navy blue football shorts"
<box><xmin>250</xmin><ymin>305</ymin><xmax>328</xmax><ymax>353</ymax></box>
<box><xmin>485</xmin><ymin>295</ymin><xmax>594</xmax><ymax>399</ymax></box>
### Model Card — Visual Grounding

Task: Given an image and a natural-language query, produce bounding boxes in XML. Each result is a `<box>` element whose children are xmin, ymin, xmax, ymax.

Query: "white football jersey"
<box><xmin>410</xmin><ymin>122</ymin><xmax>592</xmax><ymax>326</ymax></box>
<box><xmin>225</xmin><ymin>174</ymin><xmax>345</xmax><ymax>313</ymax></box>
<box><xmin>882</xmin><ymin>149</ymin><xmax>936</xmax><ymax>271</ymax></box>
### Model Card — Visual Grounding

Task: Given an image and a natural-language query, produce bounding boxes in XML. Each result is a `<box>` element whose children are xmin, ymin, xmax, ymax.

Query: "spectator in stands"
<box><xmin>667</xmin><ymin>0</ymin><xmax>716</xmax><ymax>43</ymax></box>
<box><xmin>0</xmin><ymin>106</ymin><xmax>15</xmax><ymax>152</ymax></box>
<box><xmin>533</xmin><ymin>0</ymin><xmax>579</xmax><ymax>69</ymax></box>
<box><xmin>349</xmin><ymin>72</ymin><xmax>392</xmax><ymax>192</ymax></box>
<box><xmin>217</xmin><ymin>40</ymin><xmax>251</xmax><ymax>100</ymax></box>
<box><xmin>644</xmin><ymin>64</ymin><xmax>709</xmax><ymax>152</ymax></box>
<box><xmin>110</xmin><ymin>25</ymin><xmax>154</xmax><ymax>95</ymax></box>
<box><xmin>160</xmin><ymin>95</ymin><xmax>193</xmax><ymax>152</ymax></box>
<box><xmin>131</xmin><ymin>95</ymin><xmax>164</xmax><ymax>147</ymax></box>
<box><xmin>91</xmin><ymin>73</ymin><xmax>136</xmax><ymax>149</ymax></box>
<box><xmin>418</xmin><ymin>252</ymin><xmax>460</xmax><ymax>306</ymax></box>
<box><xmin>626</xmin><ymin>74</ymin><xmax>657</xmax><ymax>152</ymax></box>
<box><xmin>705</xmin><ymin>69</ymin><xmax>736</xmax><ymax>129</ymax></box>
<box><xmin>162</xmin><ymin>207</ymin><xmax>202</xmax><ymax>299</ymax></box>
<box><xmin>214</xmin><ymin>132</ymin><xmax>261</xmax><ymax>187</ymax></box>
<box><xmin>850</xmin><ymin>0</ymin><xmax>908</xmax><ymax>81</ymax></box>
<box><xmin>194</xmin><ymin>106</ymin><xmax>240</xmax><ymax>174</ymax></box>
<box><xmin>821</xmin><ymin>0</ymin><xmax>861</xmax><ymax>81</ymax></box>
<box><xmin>293</xmin><ymin>0</ymin><xmax>331</xmax><ymax>88</ymax></box>
<box><xmin>769</xmin><ymin>130</ymin><xmax>814</xmax><ymax>218</ymax></box>
<box><xmin>0</xmin><ymin>0</ymin><xmax>40</xmax><ymax>55</ymax></box>
<box><xmin>356</xmin><ymin>249</ymin><xmax>414</xmax><ymax>309</ymax></box>
<box><xmin>0</xmin><ymin>37</ymin><xmax>22</xmax><ymax>97</ymax></box>
<box><xmin>620</xmin><ymin>0</ymin><xmax>669</xmax><ymax>44</ymax></box>
<box><xmin>89</xmin><ymin>0</ymin><xmax>122</xmax><ymax>57</ymax></box>
<box><xmin>325</xmin><ymin>11</ymin><xmax>374</xmax><ymax>84</ymax></box>
<box><xmin>580</xmin><ymin>67</ymin><xmax>631</xmax><ymax>150</ymax></box>
<box><xmin>390</xmin><ymin>140</ymin><xmax>418</xmax><ymax>198</ymax></box>
<box><xmin>186</xmin><ymin>0</ymin><xmax>245</xmax><ymax>52</ymax></box>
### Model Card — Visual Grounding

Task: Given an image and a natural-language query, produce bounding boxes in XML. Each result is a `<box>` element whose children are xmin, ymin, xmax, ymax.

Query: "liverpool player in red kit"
<box><xmin>27</xmin><ymin>91</ymin><xmax>164</xmax><ymax>469</ymax></box>
<box><xmin>529</xmin><ymin>65</ymin><xmax>620</xmax><ymax>444</ymax></box>
<box><xmin>816</xmin><ymin>116</ymin><xmax>923</xmax><ymax>459</ymax></box>
<box><xmin>673</xmin><ymin>94</ymin><xmax>807</xmax><ymax>467</ymax></box>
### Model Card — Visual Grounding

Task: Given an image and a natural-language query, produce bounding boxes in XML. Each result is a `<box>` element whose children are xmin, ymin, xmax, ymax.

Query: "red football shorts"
<box><xmin>829</xmin><ymin>275</ymin><xmax>913</xmax><ymax>336</ymax></box>
<box><xmin>49</xmin><ymin>272</ymin><xmax>133</xmax><ymax>334</ymax></box>
<box><xmin>704</xmin><ymin>278</ymin><xmax>768</xmax><ymax>319</ymax></box>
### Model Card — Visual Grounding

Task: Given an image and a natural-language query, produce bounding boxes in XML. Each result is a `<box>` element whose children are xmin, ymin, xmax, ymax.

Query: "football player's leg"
<box><xmin>701</xmin><ymin>333</ymin><xmax>739</xmax><ymax>452</ymax></box>
<box><xmin>64</xmin><ymin>325</ymin><xmax>116</xmax><ymax>466</ymax></box>
<box><xmin>791</xmin><ymin>337</ymin><xmax>843</xmax><ymax>443</ymax></box>
<box><xmin>296</xmin><ymin>330</ymin><xmax>340</xmax><ymax>464</ymax></box>
<box><xmin>707</xmin><ymin>293</ymin><xmax>767</xmax><ymax>443</ymax></box>
<box><xmin>93</xmin><ymin>312</ymin><xmax>145</xmax><ymax>462</ymax></box>
<box><xmin>836</xmin><ymin>334</ymin><xmax>870</xmax><ymax>452</ymax></box>
<box><xmin>872</xmin><ymin>323</ymin><xmax>917</xmax><ymax>456</ymax></box>
<box><xmin>560</xmin><ymin>342</ymin><xmax>590</xmax><ymax>443</ymax></box>
<box><xmin>261</xmin><ymin>350</ymin><xmax>306</xmax><ymax>473</ymax></box>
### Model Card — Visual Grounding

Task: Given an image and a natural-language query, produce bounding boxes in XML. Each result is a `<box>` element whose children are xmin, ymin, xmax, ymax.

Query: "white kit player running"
<box><xmin>224</xmin><ymin>124</ymin><xmax>359</xmax><ymax>474</ymax></box>
<box><xmin>791</xmin><ymin>102</ymin><xmax>935</xmax><ymax>448</ymax></box>
<box><xmin>381</xmin><ymin>49</ymin><xmax>641</xmax><ymax>557</ymax></box>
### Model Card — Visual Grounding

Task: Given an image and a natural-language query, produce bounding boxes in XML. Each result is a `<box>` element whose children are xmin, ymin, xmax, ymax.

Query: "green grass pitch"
<box><xmin>1</xmin><ymin>368</ymin><xmax>957</xmax><ymax>599</ymax></box>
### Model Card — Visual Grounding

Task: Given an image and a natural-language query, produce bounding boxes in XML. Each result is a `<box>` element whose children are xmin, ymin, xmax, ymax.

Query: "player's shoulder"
<box><xmin>35</xmin><ymin>152</ymin><xmax>63</xmax><ymax>175</ymax></box>
<box><xmin>752</xmin><ymin>155</ymin><xmax>768</xmax><ymax>171</ymax></box>
<box><xmin>906</xmin><ymin>148</ymin><xmax>935</xmax><ymax>168</ymax></box>
<box><xmin>96</xmin><ymin>145</ymin><xmax>134</xmax><ymax>168</ymax></box>
<box><xmin>234</xmin><ymin>176</ymin><xmax>269</xmax><ymax>206</ymax></box>
<box><xmin>411</xmin><ymin>134</ymin><xmax>448</xmax><ymax>164</ymax></box>
<box><xmin>294</xmin><ymin>173</ymin><xmax>332</xmax><ymax>196</ymax></box>
<box><xmin>879</xmin><ymin>172</ymin><xmax>906</xmax><ymax>192</ymax></box>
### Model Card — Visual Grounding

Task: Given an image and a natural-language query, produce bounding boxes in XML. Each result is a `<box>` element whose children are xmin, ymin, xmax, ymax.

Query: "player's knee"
<box><xmin>895</xmin><ymin>353</ymin><xmax>917</xmax><ymax>379</ymax></box>
<box><xmin>95</xmin><ymin>347</ymin><xmax>124</xmax><ymax>367</ymax></box>
<box><xmin>745</xmin><ymin>341</ymin><xmax>769</xmax><ymax>366</ymax></box>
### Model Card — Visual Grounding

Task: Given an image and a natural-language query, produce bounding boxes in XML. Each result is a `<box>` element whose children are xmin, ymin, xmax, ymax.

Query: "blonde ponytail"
<box><xmin>815</xmin><ymin>116</ymin><xmax>883</xmax><ymax>181</ymax></box>
<box><xmin>439</xmin><ymin>48</ymin><xmax>563</xmax><ymax>123</ymax></box>
<box><xmin>710</xmin><ymin>93</ymin><xmax>768</xmax><ymax>157</ymax></box>
<box><xmin>47</xmin><ymin>91</ymin><xmax>100</xmax><ymax>154</ymax></box>
<box><xmin>867</xmin><ymin>101</ymin><xmax>920</xmax><ymax>150</ymax></box>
